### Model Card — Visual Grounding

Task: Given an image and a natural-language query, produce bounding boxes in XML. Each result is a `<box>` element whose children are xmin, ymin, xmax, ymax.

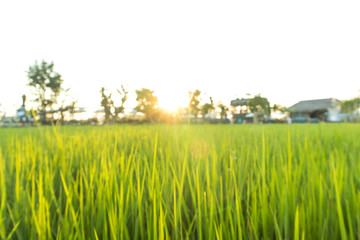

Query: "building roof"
<box><xmin>230</xmin><ymin>98</ymin><xmax>249</xmax><ymax>107</ymax></box>
<box><xmin>289</xmin><ymin>98</ymin><xmax>341</xmax><ymax>113</ymax></box>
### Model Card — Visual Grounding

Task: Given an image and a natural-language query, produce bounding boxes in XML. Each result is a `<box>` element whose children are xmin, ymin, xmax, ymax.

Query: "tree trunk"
<box><xmin>253</xmin><ymin>113</ymin><xmax>258</xmax><ymax>124</ymax></box>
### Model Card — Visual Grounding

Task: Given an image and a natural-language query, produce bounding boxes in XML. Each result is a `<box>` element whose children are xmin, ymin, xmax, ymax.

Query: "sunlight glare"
<box><xmin>158</xmin><ymin>92</ymin><xmax>186</xmax><ymax>112</ymax></box>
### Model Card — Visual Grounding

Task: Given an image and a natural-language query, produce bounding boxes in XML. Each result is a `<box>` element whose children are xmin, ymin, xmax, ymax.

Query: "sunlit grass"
<box><xmin>0</xmin><ymin>124</ymin><xmax>359</xmax><ymax>239</ymax></box>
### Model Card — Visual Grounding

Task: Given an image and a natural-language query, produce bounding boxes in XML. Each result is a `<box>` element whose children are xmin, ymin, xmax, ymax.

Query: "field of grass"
<box><xmin>0</xmin><ymin>124</ymin><xmax>359</xmax><ymax>239</ymax></box>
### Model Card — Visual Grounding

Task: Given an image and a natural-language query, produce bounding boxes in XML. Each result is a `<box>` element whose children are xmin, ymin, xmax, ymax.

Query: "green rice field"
<box><xmin>0</xmin><ymin>124</ymin><xmax>359</xmax><ymax>239</ymax></box>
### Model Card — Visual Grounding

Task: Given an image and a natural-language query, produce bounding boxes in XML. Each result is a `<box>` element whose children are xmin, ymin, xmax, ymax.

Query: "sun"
<box><xmin>158</xmin><ymin>93</ymin><xmax>186</xmax><ymax>112</ymax></box>
<box><xmin>158</xmin><ymin>98</ymin><xmax>181</xmax><ymax>112</ymax></box>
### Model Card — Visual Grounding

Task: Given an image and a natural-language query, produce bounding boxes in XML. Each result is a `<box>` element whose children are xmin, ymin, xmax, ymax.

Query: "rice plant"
<box><xmin>0</xmin><ymin>124</ymin><xmax>359</xmax><ymax>239</ymax></box>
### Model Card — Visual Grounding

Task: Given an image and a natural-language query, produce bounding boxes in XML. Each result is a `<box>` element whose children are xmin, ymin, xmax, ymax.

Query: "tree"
<box><xmin>67</xmin><ymin>100</ymin><xmax>77</xmax><ymax>121</ymax></box>
<box><xmin>189</xmin><ymin>90</ymin><xmax>201</xmax><ymax>118</ymax></box>
<box><xmin>341</xmin><ymin>97</ymin><xmax>360</xmax><ymax>113</ymax></box>
<box><xmin>272</xmin><ymin>104</ymin><xmax>288</xmax><ymax>113</ymax></box>
<box><xmin>272</xmin><ymin>104</ymin><xmax>279</xmax><ymax>112</ymax></box>
<box><xmin>218</xmin><ymin>103</ymin><xmax>229</xmax><ymax>119</ymax></box>
<box><xmin>201</xmin><ymin>97</ymin><xmax>215</xmax><ymax>119</ymax></box>
<box><xmin>135</xmin><ymin>88</ymin><xmax>158</xmax><ymax>121</ymax></box>
<box><xmin>248</xmin><ymin>95</ymin><xmax>270</xmax><ymax>123</ymax></box>
<box><xmin>22</xmin><ymin>94</ymin><xmax>26</xmax><ymax>107</ymax></box>
<box><xmin>112</xmin><ymin>85</ymin><xmax>128</xmax><ymax>123</ymax></box>
<box><xmin>27</xmin><ymin>60</ymin><xmax>64</xmax><ymax>123</ymax></box>
<box><xmin>57</xmin><ymin>88</ymin><xmax>77</xmax><ymax>124</ymax></box>
<box><xmin>100</xmin><ymin>87</ymin><xmax>113</xmax><ymax>124</ymax></box>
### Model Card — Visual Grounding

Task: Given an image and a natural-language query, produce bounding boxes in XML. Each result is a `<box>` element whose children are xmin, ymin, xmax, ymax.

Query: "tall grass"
<box><xmin>0</xmin><ymin>124</ymin><xmax>359</xmax><ymax>239</ymax></box>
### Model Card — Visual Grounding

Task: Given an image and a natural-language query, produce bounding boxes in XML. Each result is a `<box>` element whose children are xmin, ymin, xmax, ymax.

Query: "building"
<box><xmin>289</xmin><ymin>98</ymin><xmax>341</xmax><ymax>122</ymax></box>
<box><xmin>230</xmin><ymin>98</ymin><xmax>249</xmax><ymax>107</ymax></box>
<box><xmin>230</xmin><ymin>98</ymin><xmax>250</xmax><ymax>123</ymax></box>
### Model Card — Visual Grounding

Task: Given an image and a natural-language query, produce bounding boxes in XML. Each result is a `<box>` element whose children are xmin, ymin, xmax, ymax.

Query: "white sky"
<box><xmin>1</xmin><ymin>0</ymin><xmax>359</xmax><ymax>115</ymax></box>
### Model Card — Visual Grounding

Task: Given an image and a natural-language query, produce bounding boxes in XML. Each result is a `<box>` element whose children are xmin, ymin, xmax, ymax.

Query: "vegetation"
<box><xmin>0</xmin><ymin>124</ymin><xmax>359</xmax><ymax>239</ymax></box>
<box><xmin>272</xmin><ymin>104</ymin><xmax>288</xmax><ymax>113</ymax></box>
<box><xmin>100</xmin><ymin>86</ymin><xmax>128</xmax><ymax>124</ymax></box>
<box><xmin>341</xmin><ymin>97</ymin><xmax>359</xmax><ymax>114</ymax></box>
<box><xmin>58</xmin><ymin>89</ymin><xmax>77</xmax><ymax>124</ymax></box>
<box><xmin>248</xmin><ymin>95</ymin><xmax>271</xmax><ymax>123</ymax></box>
<box><xmin>27</xmin><ymin>60</ymin><xmax>64</xmax><ymax>124</ymax></box>
<box><xmin>112</xmin><ymin>85</ymin><xmax>128</xmax><ymax>123</ymax></box>
<box><xmin>201</xmin><ymin>97</ymin><xmax>215</xmax><ymax>119</ymax></box>
<box><xmin>8</xmin><ymin>60</ymin><xmax>355</xmax><ymax>125</ymax></box>
<box><xmin>189</xmin><ymin>90</ymin><xmax>201</xmax><ymax>118</ymax></box>
<box><xmin>134</xmin><ymin>88</ymin><xmax>159</xmax><ymax>122</ymax></box>
<box><xmin>100</xmin><ymin>87</ymin><xmax>114</xmax><ymax>124</ymax></box>
<box><xmin>217</xmin><ymin>103</ymin><xmax>228</xmax><ymax>120</ymax></box>
<box><xmin>248</xmin><ymin>95</ymin><xmax>270</xmax><ymax>115</ymax></box>
<box><xmin>0</xmin><ymin>60</ymin><xmax>351</xmax><ymax>125</ymax></box>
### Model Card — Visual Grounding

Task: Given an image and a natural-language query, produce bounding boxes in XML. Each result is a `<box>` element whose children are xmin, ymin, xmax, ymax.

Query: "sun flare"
<box><xmin>158</xmin><ymin>92</ymin><xmax>186</xmax><ymax>112</ymax></box>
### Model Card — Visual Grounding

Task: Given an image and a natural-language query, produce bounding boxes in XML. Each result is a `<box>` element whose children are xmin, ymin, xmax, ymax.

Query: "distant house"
<box><xmin>16</xmin><ymin>106</ymin><xmax>27</xmax><ymax>120</ymax></box>
<box><xmin>289</xmin><ymin>98</ymin><xmax>341</xmax><ymax>122</ymax></box>
<box><xmin>230</xmin><ymin>98</ymin><xmax>249</xmax><ymax>107</ymax></box>
<box><xmin>230</xmin><ymin>98</ymin><xmax>250</xmax><ymax>123</ymax></box>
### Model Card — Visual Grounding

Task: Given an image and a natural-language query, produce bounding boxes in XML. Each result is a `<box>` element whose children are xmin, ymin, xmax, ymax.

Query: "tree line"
<box><xmin>23</xmin><ymin>60</ymin><xmax>289</xmax><ymax>124</ymax></box>
<box><xmin>27</xmin><ymin>60</ymin><xmax>345</xmax><ymax>125</ymax></box>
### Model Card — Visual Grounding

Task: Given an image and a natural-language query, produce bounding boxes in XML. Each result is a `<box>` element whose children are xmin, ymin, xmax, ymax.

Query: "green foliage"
<box><xmin>0</xmin><ymin>124</ymin><xmax>359</xmax><ymax>239</ymax></box>
<box><xmin>248</xmin><ymin>94</ymin><xmax>270</xmax><ymax>115</ymax></box>
<box><xmin>218</xmin><ymin>103</ymin><xmax>229</xmax><ymax>119</ymax></box>
<box><xmin>112</xmin><ymin>85</ymin><xmax>128</xmax><ymax>123</ymax></box>
<box><xmin>189</xmin><ymin>90</ymin><xmax>201</xmax><ymax>118</ymax></box>
<box><xmin>341</xmin><ymin>97</ymin><xmax>360</xmax><ymax>113</ymax></box>
<box><xmin>135</xmin><ymin>88</ymin><xmax>158</xmax><ymax>121</ymax></box>
<box><xmin>272</xmin><ymin>104</ymin><xmax>289</xmax><ymax>114</ymax></box>
<box><xmin>201</xmin><ymin>97</ymin><xmax>215</xmax><ymax>119</ymax></box>
<box><xmin>57</xmin><ymin>88</ymin><xmax>77</xmax><ymax>123</ymax></box>
<box><xmin>100</xmin><ymin>87</ymin><xmax>113</xmax><ymax>124</ymax></box>
<box><xmin>100</xmin><ymin>86</ymin><xmax>128</xmax><ymax>124</ymax></box>
<box><xmin>27</xmin><ymin>60</ymin><xmax>64</xmax><ymax>123</ymax></box>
